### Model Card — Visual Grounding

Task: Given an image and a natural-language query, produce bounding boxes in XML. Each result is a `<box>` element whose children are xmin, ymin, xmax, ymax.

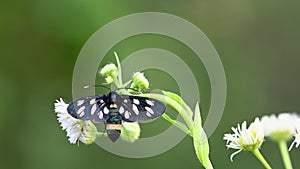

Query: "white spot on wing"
<box><xmin>124</xmin><ymin>99</ymin><xmax>128</xmax><ymax>103</ymax></box>
<box><xmin>145</xmin><ymin>107</ymin><xmax>154</xmax><ymax>114</ymax></box>
<box><xmin>91</xmin><ymin>104</ymin><xmax>97</xmax><ymax>115</ymax></box>
<box><xmin>132</xmin><ymin>104</ymin><xmax>139</xmax><ymax>115</ymax></box>
<box><xmin>146</xmin><ymin>112</ymin><xmax>151</xmax><ymax>117</ymax></box>
<box><xmin>77</xmin><ymin>100</ymin><xmax>84</xmax><ymax>106</ymax></box>
<box><xmin>99</xmin><ymin>111</ymin><xmax>103</xmax><ymax>119</ymax></box>
<box><xmin>100</xmin><ymin>100</ymin><xmax>104</xmax><ymax>103</ymax></box>
<box><xmin>89</xmin><ymin>99</ymin><xmax>96</xmax><ymax>105</ymax></box>
<box><xmin>146</xmin><ymin>100</ymin><xmax>154</xmax><ymax>106</ymax></box>
<box><xmin>124</xmin><ymin>111</ymin><xmax>130</xmax><ymax>119</ymax></box>
<box><xmin>103</xmin><ymin>107</ymin><xmax>109</xmax><ymax>114</ymax></box>
<box><xmin>119</xmin><ymin>106</ymin><xmax>124</xmax><ymax>114</ymax></box>
<box><xmin>79</xmin><ymin>111</ymin><xmax>85</xmax><ymax>117</ymax></box>
<box><xmin>133</xmin><ymin>99</ymin><xmax>140</xmax><ymax>105</ymax></box>
<box><xmin>77</xmin><ymin>106</ymin><xmax>85</xmax><ymax>114</ymax></box>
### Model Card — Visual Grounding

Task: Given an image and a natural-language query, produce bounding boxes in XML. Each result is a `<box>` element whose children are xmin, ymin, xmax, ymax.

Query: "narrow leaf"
<box><xmin>162</xmin><ymin>90</ymin><xmax>193</xmax><ymax>117</ymax></box>
<box><xmin>192</xmin><ymin>102</ymin><xmax>213</xmax><ymax>169</ymax></box>
<box><xmin>162</xmin><ymin>114</ymin><xmax>191</xmax><ymax>136</ymax></box>
<box><xmin>138</xmin><ymin>93</ymin><xmax>193</xmax><ymax>128</ymax></box>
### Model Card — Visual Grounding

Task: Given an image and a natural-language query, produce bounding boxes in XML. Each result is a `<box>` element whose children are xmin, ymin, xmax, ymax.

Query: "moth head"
<box><xmin>109</xmin><ymin>91</ymin><xmax>118</xmax><ymax>103</ymax></box>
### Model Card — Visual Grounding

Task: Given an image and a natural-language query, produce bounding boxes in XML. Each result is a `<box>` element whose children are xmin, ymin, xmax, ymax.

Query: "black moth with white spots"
<box><xmin>67</xmin><ymin>91</ymin><xmax>166</xmax><ymax>142</ymax></box>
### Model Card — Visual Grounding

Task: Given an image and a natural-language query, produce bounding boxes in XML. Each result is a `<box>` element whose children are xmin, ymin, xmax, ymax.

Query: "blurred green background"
<box><xmin>1</xmin><ymin>0</ymin><xmax>300</xmax><ymax>169</ymax></box>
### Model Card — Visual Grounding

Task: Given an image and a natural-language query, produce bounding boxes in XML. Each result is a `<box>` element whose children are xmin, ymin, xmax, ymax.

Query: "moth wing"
<box><xmin>118</xmin><ymin>95</ymin><xmax>166</xmax><ymax>122</ymax></box>
<box><xmin>67</xmin><ymin>95</ymin><xmax>109</xmax><ymax>122</ymax></box>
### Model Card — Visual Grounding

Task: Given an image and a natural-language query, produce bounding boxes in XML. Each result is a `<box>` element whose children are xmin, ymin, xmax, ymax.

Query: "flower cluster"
<box><xmin>224</xmin><ymin>113</ymin><xmax>300</xmax><ymax>160</ymax></box>
<box><xmin>54</xmin><ymin>98</ymin><xmax>97</xmax><ymax>144</ymax></box>
<box><xmin>99</xmin><ymin>63</ymin><xmax>118</xmax><ymax>84</ymax></box>
<box><xmin>54</xmin><ymin>55</ymin><xmax>148</xmax><ymax>144</ymax></box>
<box><xmin>130</xmin><ymin>72</ymin><xmax>149</xmax><ymax>91</ymax></box>
<box><xmin>54</xmin><ymin>53</ymin><xmax>215</xmax><ymax>168</ymax></box>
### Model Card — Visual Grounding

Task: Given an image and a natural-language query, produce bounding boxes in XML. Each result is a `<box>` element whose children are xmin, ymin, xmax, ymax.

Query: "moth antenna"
<box><xmin>83</xmin><ymin>84</ymin><xmax>111</xmax><ymax>90</ymax></box>
<box><xmin>114</xmin><ymin>87</ymin><xmax>142</xmax><ymax>94</ymax></box>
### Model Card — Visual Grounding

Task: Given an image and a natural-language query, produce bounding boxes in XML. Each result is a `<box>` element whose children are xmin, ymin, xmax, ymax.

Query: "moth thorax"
<box><xmin>110</xmin><ymin>103</ymin><xmax>117</xmax><ymax>108</ymax></box>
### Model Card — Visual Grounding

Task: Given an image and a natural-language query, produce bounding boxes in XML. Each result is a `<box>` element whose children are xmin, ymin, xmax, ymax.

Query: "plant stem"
<box><xmin>279</xmin><ymin>141</ymin><xmax>293</xmax><ymax>169</ymax></box>
<box><xmin>96</xmin><ymin>132</ymin><xmax>107</xmax><ymax>137</ymax></box>
<box><xmin>112</xmin><ymin>76</ymin><xmax>122</xmax><ymax>88</ymax></box>
<box><xmin>252</xmin><ymin>149</ymin><xmax>272</xmax><ymax>169</ymax></box>
<box><xmin>162</xmin><ymin>114</ymin><xmax>192</xmax><ymax>137</ymax></box>
<box><xmin>114</xmin><ymin>52</ymin><xmax>123</xmax><ymax>85</ymax></box>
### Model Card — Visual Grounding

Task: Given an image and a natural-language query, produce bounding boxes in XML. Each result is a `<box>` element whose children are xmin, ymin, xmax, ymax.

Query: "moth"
<box><xmin>67</xmin><ymin>91</ymin><xmax>166</xmax><ymax>142</ymax></box>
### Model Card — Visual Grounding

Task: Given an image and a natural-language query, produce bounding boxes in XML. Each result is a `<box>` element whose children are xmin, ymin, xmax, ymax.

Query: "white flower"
<box><xmin>224</xmin><ymin>118</ymin><xmax>264</xmax><ymax>161</ymax></box>
<box><xmin>261</xmin><ymin>113</ymin><xmax>298</xmax><ymax>141</ymax></box>
<box><xmin>54</xmin><ymin>98</ymin><xmax>97</xmax><ymax>144</ymax></box>
<box><xmin>289</xmin><ymin>119</ymin><xmax>300</xmax><ymax>151</ymax></box>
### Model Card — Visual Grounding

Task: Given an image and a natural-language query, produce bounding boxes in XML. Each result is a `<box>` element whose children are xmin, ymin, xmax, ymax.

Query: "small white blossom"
<box><xmin>289</xmin><ymin>119</ymin><xmax>300</xmax><ymax>151</ymax></box>
<box><xmin>224</xmin><ymin>118</ymin><xmax>264</xmax><ymax>161</ymax></box>
<box><xmin>54</xmin><ymin>98</ymin><xmax>97</xmax><ymax>144</ymax></box>
<box><xmin>261</xmin><ymin>113</ymin><xmax>298</xmax><ymax>142</ymax></box>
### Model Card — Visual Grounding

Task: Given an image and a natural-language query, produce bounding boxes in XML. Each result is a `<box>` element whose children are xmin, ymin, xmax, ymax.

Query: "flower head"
<box><xmin>130</xmin><ymin>72</ymin><xmax>149</xmax><ymax>91</ymax></box>
<box><xmin>261</xmin><ymin>113</ymin><xmax>298</xmax><ymax>142</ymax></box>
<box><xmin>120</xmin><ymin>122</ymin><xmax>141</xmax><ymax>143</ymax></box>
<box><xmin>54</xmin><ymin>98</ymin><xmax>97</xmax><ymax>144</ymax></box>
<box><xmin>224</xmin><ymin>118</ymin><xmax>264</xmax><ymax>161</ymax></box>
<box><xmin>99</xmin><ymin>63</ymin><xmax>118</xmax><ymax>84</ymax></box>
<box><xmin>289</xmin><ymin>119</ymin><xmax>300</xmax><ymax>151</ymax></box>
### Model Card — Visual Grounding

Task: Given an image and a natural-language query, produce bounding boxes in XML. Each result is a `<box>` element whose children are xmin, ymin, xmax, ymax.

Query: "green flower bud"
<box><xmin>120</xmin><ymin>122</ymin><xmax>141</xmax><ymax>143</ymax></box>
<box><xmin>104</xmin><ymin>76</ymin><xmax>114</xmax><ymax>84</ymax></box>
<box><xmin>130</xmin><ymin>72</ymin><xmax>149</xmax><ymax>91</ymax></box>
<box><xmin>99</xmin><ymin>63</ymin><xmax>118</xmax><ymax>78</ymax></box>
<box><xmin>79</xmin><ymin>121</ymin><xmax>97</xmax><ymax>145</ymax></box>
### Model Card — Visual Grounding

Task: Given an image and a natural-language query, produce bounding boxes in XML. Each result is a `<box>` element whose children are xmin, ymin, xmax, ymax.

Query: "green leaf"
<box><xmin>192</xmin><ymin>102</ymin><xmax>213</xmax><ymax>169</ymax></box>
<box><xmin>162</xmin><ymin>90</ymin><xmax>182</xmax><ymax>104</ymax></box>
<box><xmin>138</xmin><ymin>93</ymin><xmax>193</xmax><ymax>128</ymax></box>
<box><xmin>114</xmin><ymin>52</ymin><xmax>123</xmax><ymax>85</ymax></box>
<box><xmin>162</xmin><ymin>90</ymin><xmax>193</xmax><ymax>117</ymax></box>
<box><xmin>162</xmin><ymin>114</ymin><xmax>191</xmax><ymax>137</ymax></box>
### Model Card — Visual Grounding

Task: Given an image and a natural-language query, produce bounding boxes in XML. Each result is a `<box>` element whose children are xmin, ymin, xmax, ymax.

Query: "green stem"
<box><xmin>114</xmin><ymin>52</ymin><xmax>123</xmax><ymax>85</ymax></box>
<box><xmin>112</xmin><ymin>75</ymin><xmax>122</xmax><ymax>89</ymax></box>
<box><xmin>122</xmin><ymin>80</ymin><xmax>132</xmax><ymax>88</ymax></box>
<box><xmin>162</xmin><ymin>114</ymin><xmax>192</xmax><ymax>137</ymax></box>
<box><xmin>279</xmin><ymin>141</ymin><xmax>293</xmax><ymax>169</ymax></box>
<box><xmin>252</xmin><ymin>149</ymin><xmax>272</xmax><ymax>169</ymax></box>
<box><xmin>96</xmin><ymin>132</ymin><xmax>107</xmax><ymax>137</ymax></box>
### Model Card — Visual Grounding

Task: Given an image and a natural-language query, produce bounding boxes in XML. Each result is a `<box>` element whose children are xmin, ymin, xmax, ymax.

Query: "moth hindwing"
<box><xmin>118</xmin><ymin>95</ymin><xmax>166</xmax><ymax>122</ymax></box>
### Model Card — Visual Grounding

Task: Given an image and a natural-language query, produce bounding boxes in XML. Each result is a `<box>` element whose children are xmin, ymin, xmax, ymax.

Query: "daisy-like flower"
<box><xmin>54</xmin><ymin>98</ymin><xmax>97</xmax><ymax>144</ymax></box>
<box><xmin>289</xmin><ymin>119</ymin><xmax>300</xmax><ymax>150</ymax></box>
<box><xmin>261</xmin><ymin>113</ymin><xmax>298</xmax><ymax>142</ymax></box>
<box><xmin>224</xmin><ymin>118</ymin><xmax>264</xmax><ymax>161</ymax></box>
